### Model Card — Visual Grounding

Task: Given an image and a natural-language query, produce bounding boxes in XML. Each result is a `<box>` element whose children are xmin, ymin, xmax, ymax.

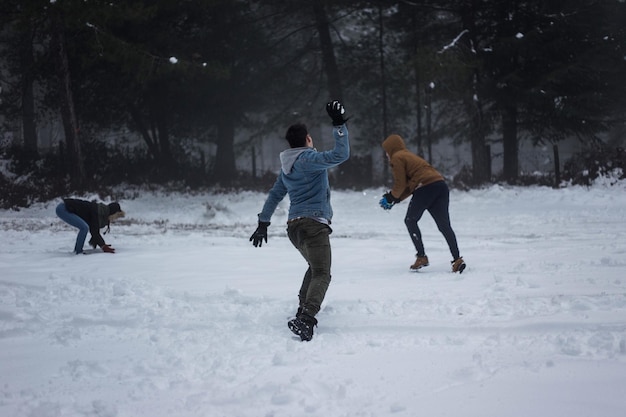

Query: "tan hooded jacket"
<box><xmin>382</xmin><ymin>134</ymin><xmax>444</xmax><ymax>201</ymax></box>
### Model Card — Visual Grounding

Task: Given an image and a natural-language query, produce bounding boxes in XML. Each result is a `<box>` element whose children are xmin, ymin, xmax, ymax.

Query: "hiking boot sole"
<box><xmin>288</xmin><ymin>320</ymin><xmax>313</xmax><ymax>341</ymax></box>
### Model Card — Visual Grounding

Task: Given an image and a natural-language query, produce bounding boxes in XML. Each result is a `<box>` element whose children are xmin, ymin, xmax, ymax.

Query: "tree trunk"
<box><xmin>552</xmin><ymin>143</ymin><xmax>561</xmax><ymax>188</ymax></box>
<box><xmin>20</xmin><ymin>27</ymin><xmax>38</xmax><ymax>154</ymax></box>
<box><xmin>128</xmin><ymin>96</ymin><xmax>174</xmax><ymax>179</ymax></box>
<box><xmin>51</xmin><ymin>7</ymin><xmax>85</xmax><ymax>188</ymax></box>
<box><xmin>502</xmin><ymin>103</ymin><xmax>519</xmax><ymax>182</ymax></box>
<box><xmin>377</xmin><ymin>5</ymin><xmax>387</xmax><ymax>138</ymax></box>
<box><xmin>128</xmin><ymin>103</ymin><xmax>160</xmax><ymax>161</ymax></box>
<box><xmin>460</xmin><ymin>0</ymin><xmax>490</xmax><ymax>185</ymax></box>
<box><xmin>153</xmin><ymin>100</ymin><xmax>173</xmax><ymax>169</ymax></box>
<box><xmin>496</xmin><ymin>2</ymin><xmax>520</xmax><ymax>184</ymax></box>
<box><xmin>378</xmin><ymin>5</ymin><xmax>388</xmax><ymax>183</ymax></box>
<box><xmin>469</xmin><ymin>106</ymin><xmax>490</xmax><ymax>185</ymax></box>
<box><xmin>251</xmin><ymin>145</ymin><xmax>257</xmax><ymax>179</ymax></box>
<box><xmin>425</xmin><ymin>85</ymin><xmax>433</xmax><ymax>163</ymax></box>
<box><xmin>312</xmin><ymin>0</ymin><xmax>343</xmax><ymax>100</ymax></box>
<box><xmin>411</xmin><ymin>9</ymin><xmax>423</xmax><ymax>156</ymax></box>
<box><xmin>414</xmin><ymin>68</ymin><xmax>423</xmax><ymax>156</ymax></box>
<box><xmin>484</xmin><ymin>144</ymin><xmax>492</xmax><ymax>179</ymax></box>
<box><xmin>214</xmin><ymin>115</ymin><xmax>236</xmax><ymax>184</ymax></box>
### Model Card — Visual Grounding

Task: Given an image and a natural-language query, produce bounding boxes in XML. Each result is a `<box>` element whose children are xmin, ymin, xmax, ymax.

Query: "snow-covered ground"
<box><xmin>1</xmin><ymin>179</ymin><xmax>625</xmax><ymax>417</ymax></box>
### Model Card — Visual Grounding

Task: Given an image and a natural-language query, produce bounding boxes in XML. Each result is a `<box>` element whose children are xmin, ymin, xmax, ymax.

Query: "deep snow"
<box><xmin>1</xmin><ymin>178</ymin><xmax>625</xmax><ymax>417</ymax></box>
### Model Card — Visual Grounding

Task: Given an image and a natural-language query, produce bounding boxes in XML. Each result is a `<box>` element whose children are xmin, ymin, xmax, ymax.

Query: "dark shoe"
<box><xmin>451</xmin><ymin>257</ymin><xmax>466</xmax><ymax>273</ymax></box>
<box><xmin>288</xmin><ymin>314</ymin><xmax>317</xmax><ymax>341</ymax></box>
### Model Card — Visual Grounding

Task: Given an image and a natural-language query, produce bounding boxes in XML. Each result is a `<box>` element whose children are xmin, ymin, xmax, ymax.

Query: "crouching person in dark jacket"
<box><xmin>56</xmin><ymin>198</ymin><xmax>125</xmax><ymax>254</ymax></box>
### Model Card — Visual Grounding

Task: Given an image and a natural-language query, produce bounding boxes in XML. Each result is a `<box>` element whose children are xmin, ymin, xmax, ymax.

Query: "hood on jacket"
<box><xmin>97</xmin><ymin>202</ymin><xmax>126</xmax><ymax>234</ymax></box>
<box><xmin>382</xmin><ymin>134</ymin><xmax>407</xmax><ymax>157</ymax></box>
<box><xmin>279</xmin><ymin>147</ymin><xmax>309</xmax><ymax>174</ymax></box>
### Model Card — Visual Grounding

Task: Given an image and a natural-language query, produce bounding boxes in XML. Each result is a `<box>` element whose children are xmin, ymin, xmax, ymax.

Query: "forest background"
<box><xmin>1</xmin><ymin>0</ymin><xmax>625</xmax><ymax>209</ymax></box>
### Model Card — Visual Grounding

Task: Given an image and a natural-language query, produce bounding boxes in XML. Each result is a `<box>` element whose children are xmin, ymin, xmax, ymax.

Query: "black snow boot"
<box><xmin>288</xmin><ymin>313</ymin><xmax>318</xmax><ymax>341</ymax></box>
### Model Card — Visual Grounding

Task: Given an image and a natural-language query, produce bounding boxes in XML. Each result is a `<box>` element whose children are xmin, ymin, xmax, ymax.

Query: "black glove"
<box><xmin>326</xmin><ymin>100</ymin><xmax>348</xmax><ymax>126</ymax></box>
<box><xmin>250</xmin><ymin>221</ymin><xmax>270</xmax><ymax>247</ymax></box>
<box><xmin>384</xmin><ymin>192</ymin><xmax>400</xmax><ymax>203</ymax></box>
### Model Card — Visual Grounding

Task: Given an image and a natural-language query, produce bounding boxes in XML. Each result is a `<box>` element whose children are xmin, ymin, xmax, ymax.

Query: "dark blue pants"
<box><xmin>404</xmin><ymin>181</ymin><xmax>460</xmax><ymax>260</ymax></box>
<box><xmin>56</xmin><ymin>203</ymin><xmax>89</xmax><ymax>254</ymax></box>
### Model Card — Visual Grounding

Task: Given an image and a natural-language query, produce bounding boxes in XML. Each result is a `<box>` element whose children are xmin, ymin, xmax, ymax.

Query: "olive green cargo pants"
<box><xmin>287</xmin><ymin>218</ymin><xmax>332</xmax><ymax>317</ymax></box>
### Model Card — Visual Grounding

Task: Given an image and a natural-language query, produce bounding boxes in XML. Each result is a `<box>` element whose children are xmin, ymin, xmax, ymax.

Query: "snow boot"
<box><xmin>288</xmin><ymin>313</ymin><xmax>317</xmax><ymax>341</ymax></box>
<box><xmin>410</xmin><ymin>255</ymin><xmax>429</xmax><ymax>271</ymax></box>
<box><xmin>451</xmin><ymin>257</ymin><xmax>466</xmax><ymax>273</ymax></box>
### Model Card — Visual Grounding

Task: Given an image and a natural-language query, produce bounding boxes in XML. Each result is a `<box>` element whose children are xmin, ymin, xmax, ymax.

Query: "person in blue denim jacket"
<box><xmin>250</xmin><ymin>100</ymin><xmax>350</xmax><ymax>341</ymax></box>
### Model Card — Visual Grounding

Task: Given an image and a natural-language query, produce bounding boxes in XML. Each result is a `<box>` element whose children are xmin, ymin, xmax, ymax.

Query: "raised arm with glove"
<box><xmin>326</xmin><ymin>100</ymin><xmax>349</xmax><ymax>126</ymax></box>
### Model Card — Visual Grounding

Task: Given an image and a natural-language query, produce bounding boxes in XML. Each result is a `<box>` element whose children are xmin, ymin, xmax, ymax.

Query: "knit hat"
<box><xmin>108</xmin><ymin>202</ymin><xmax>121</xmax><ymax>214</ymax></box>
<box><xmin>107</xmin><ymin>202</ymin><xmax>125</xmax><ymax>222</ymax></box>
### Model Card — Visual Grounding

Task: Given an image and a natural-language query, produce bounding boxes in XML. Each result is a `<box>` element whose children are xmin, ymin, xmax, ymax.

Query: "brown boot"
<box><xmin>451</xmin><ymin>257</ymin><xmax>466</xmax><ymax>273</ymax></box>
<box><xmin>410</xmin><ymin>255</ymin><xmax>429</xmax><ymax>271</ymax></box>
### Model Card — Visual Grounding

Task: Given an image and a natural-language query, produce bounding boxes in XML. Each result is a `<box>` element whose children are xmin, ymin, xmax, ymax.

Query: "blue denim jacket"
<box><xmin>258</xmin><ymin>124</ymin><xmax>350</xmax><ymax>224</ymax></box>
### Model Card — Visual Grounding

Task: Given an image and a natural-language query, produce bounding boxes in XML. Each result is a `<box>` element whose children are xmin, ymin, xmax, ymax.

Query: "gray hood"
<box><xmin>279</xmin><ymin>147</ymin><xmax>309</xmax><ymax>175</ymax></box>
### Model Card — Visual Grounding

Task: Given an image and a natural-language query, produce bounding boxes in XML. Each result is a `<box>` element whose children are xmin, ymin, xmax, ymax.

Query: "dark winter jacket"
<box><xmin>63</xmin><ymin>198</ymin><xmax>117</xmax><ymax>247</ymax></box>
<box><xmin>382</xmin><ymin>134</ymin><xmax>444</xmax><ymax>201</ymax></box>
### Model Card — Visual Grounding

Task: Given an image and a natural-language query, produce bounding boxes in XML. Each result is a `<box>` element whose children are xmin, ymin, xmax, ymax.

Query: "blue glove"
<box><xmin>379</xmin><ymin>193</ymin><xmax>396</xmax><ymax>210</ymax></box>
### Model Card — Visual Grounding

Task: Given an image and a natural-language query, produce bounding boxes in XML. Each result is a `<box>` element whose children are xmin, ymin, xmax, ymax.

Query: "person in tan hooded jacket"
<box><xmin>379</xmin><ymin>134</ymin><xmax>466</xmax><ymax>273</ymax></box>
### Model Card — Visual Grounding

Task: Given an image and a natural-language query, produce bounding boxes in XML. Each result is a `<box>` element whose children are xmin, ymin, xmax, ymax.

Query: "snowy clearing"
<box><xmin>1</xmin><ymin>181</ymin><xmax>626</xmax><ymax>417</ymax></box>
